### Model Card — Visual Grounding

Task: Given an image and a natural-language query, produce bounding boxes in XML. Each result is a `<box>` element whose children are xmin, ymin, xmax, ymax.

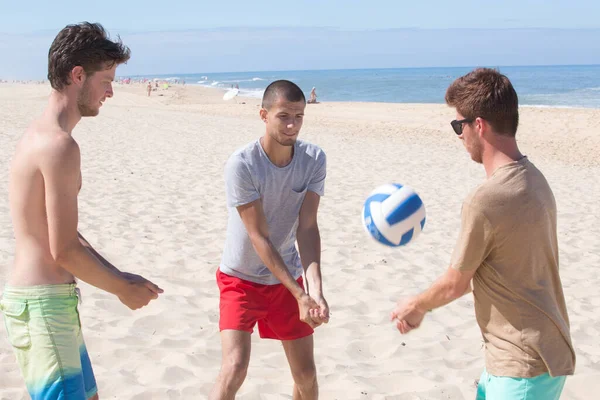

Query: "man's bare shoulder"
<box><xmin>24</xmin><ymin>122</ymin><xmax>80</xmax><ymax>169</ymax></box>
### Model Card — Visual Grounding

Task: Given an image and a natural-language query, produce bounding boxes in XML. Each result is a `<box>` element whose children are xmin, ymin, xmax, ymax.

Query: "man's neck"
<box><xmin>482</xmin><ymin>137</ymin><xmax>523</xmax><ymax>178</ymax></box>
<box><xmin>260</xmin><ymin>135</ymin><xmax>294</xmax><ymax>167</ymax></box>
<box><xmin>45</xmin><ymin>90</ymin><xmax>81</xmax><ymax>134</ymax></box>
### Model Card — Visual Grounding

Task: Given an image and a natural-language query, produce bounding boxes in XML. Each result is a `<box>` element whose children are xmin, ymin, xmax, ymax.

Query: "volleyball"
<box><xmin>362</xmin><ymin>183</ymin><xmax>426</xmax><ymax>247</ymax></box>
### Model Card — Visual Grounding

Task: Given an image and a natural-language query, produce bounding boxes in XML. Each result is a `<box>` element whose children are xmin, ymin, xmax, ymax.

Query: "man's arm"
<box><xmin>78</xmin><ymin>232</ymin><xmax>159</xmax><ymax>286</ymax></box>
<box><xmin>296</xmin><ymin>191</ymin><xmax>329</xmax><ymax>323</ymax></box>
<box><xmin>297</xmin><ymin>192</ymin><xmax>322</xmax><ymax>297</ymax></box>
<box><xmin>391</xmin><ymin>266</ymin><xmax>476</xmax><ymax>334</ymax></box>
<box><xmin>77</xmin><ymin>232</ymin><xmax>121</xmax><ymax>274</ymax></box>
<box><xmin>237</xmin><ymin>200</ymin><xmax>305</xmax><ymax>299</ymax></box>
<box><xmin>237</xmin><ymin>200</ymin><xmax>321</xmax><ymax>328</ymax></box>
<box><xmin>414</xmin><ymin>266</ymin><xmax>474</xmax><ymax>310</ymax></box>
<box><xmin>43</xmin><ymin>135</ymin><xmax>160</xmax><ymax>309</ymax></box>
<box><xmin>392</xmin><ymin>198</ymin><xmax>491</xmax><ymax>334</ymax></box>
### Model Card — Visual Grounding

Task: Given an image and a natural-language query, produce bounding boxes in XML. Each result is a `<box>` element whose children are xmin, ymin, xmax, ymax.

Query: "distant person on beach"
<box><xmin>390</xmin><ymin>68</ymin><xmax>575</xmax><ymax>400</ymax></box>
<box><xmin>308</xmin><ymin>87</ymin><xmax>318</xmax><ymax>104</ymax></box>
<box><xmin>147</xmin><ymin>81</ymin><xmax>152</xmax><ymax>96</ymax></box>
<box><xmin>0</xmin><ymin>22</ymin><xmax>163</xmax><ymax>400</ymax></box>
<box><xmin>210</xmin><ymin>80</ymin><xmax>329</xmax><ymax>400</ymax></box>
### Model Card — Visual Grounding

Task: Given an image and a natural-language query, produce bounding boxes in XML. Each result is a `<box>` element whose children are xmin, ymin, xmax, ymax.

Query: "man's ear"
<box><xmin>476</xmin><ymin>117</ymin><xmax>487</xmax><ymax>138</ymax></box>
<box><xmin>259</xmin><ymin>108</ymin><xmax>268</xmax><ymax>123</ymax></box>
<box><xmin>70</xmin><ymin>66</ymin><xmax>86</xmax><ymax>87</ymax></box>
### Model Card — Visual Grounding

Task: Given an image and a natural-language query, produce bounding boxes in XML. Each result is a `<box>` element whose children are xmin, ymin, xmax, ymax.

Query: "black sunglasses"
<box><xmin>450</xmin><ymin>118</ymin><xmax>473</xmax><ymax>135</ymax></box>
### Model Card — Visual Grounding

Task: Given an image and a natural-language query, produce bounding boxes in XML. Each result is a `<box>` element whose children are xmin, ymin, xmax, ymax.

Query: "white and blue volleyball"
<box><xmin>362</xmin><ymin>183</ymin><xmax>426</xmax><ymax>247</ymax></box>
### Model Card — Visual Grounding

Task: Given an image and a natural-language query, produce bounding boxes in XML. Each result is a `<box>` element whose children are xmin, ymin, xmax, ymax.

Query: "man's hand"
<box><xmin>390</xmin><ymin>296</ymin><xmax>427</xmax><ymax>334</ymax></box>
<box><xmin>310</xmin><ymin>294</ymin><xmax>330</xmax><ymax>325</ymax></box>
<box><xmin>120</xmin><ymin>272</ymin><xmax>162</xmax><ymax>288</ymax></box>
<box><xmin>297</xmin><ymin>293</ymin><xmax>323</xmax><ymax>329</ymax></box>
<box><xmin>116</xmin><ymin>273</ymin><xmax>163</xmax><ymax>310</ymax></box>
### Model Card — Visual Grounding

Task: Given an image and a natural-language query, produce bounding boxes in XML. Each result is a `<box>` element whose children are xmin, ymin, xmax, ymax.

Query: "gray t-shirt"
<box><xmin>220</xmin><ymin>139</ymin><xmax>326</xmax><ymax>285</ymax></box>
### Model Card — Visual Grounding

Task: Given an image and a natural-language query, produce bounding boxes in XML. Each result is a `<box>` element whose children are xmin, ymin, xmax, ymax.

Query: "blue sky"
<box><xmin>1</xmin><ymin>1</ymin><xmax>599</xmax><ymax>79</ymax></box>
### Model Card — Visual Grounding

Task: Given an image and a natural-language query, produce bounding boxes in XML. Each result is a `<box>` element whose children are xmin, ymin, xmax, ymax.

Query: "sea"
<box><xmin>131</xmin><ymin>65</ymin><xmax>600</xmax><ymax>108</ymax></box>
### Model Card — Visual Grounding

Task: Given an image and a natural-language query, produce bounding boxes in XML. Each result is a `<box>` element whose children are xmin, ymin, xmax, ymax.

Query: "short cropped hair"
<box><xmin>48</xmin><ymin>22</ymin><xmax>131</xmax><ymax>90</ymax></box>
<box><xmin>445</xmin><ymin>68</ymin><xmax>519</xmax><ymax>136</ymax></box>
<box><xmin>261</xmin><ymin>80</ymin><xmax>306</xmax><ymax>109</ymax></box>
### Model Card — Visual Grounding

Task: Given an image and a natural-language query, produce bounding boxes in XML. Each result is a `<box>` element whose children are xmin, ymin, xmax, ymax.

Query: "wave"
<box><xmin>238</xmin><ymin>88</ymin><xmax>264</xmax><ymax>98</ymax></box>
<box><xmin>216</xmin><ymin>78</ymin><xmax>268</xmax><ymax>84</ymax></box>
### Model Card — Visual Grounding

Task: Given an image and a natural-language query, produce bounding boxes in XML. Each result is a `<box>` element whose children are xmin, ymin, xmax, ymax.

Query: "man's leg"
<box><xmin>2</xmin><ymin>285</ymin><xmax>94</xmax><ymax>399</ymax></box>
<box><xmin>484</xmin><ymin>371</ymin><xmax>566</xmax><ymax>400</ymax></box>
<box><xmin>282</xmin><ymin>335</ymin><xmax>318</xmax><ymax>400</ymax></box>
<box><xmin>476</xmin><ymin>369</ymin><xmax>489</xmax><ymax>400</ymax></box>
<box><xmin>210</xmin><ymin>330</ymin><xmax>252</xmax><ymax>400</ymax></box>
<box><xmin>78</xmin><ymin>331</ymin><xmax>98</xmax><ymax>400</ymax></box>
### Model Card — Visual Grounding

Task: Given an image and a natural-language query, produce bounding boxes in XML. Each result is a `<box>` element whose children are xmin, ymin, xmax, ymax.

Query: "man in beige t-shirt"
<box><xmin>391</xmin><ymin>68</ymin><xmax>575</xmax><ymax>400</ymax></box>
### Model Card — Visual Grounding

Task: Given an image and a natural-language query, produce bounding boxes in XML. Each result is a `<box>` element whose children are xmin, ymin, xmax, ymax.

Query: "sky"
<box><xmin>1</xmin><ymin>0</ymin><xmax>599</xmax><ymax>79</ymax></box>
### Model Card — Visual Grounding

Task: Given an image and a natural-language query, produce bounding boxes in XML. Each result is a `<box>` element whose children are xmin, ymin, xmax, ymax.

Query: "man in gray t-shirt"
<box><xmin>210</xmin><ymin>80</ymin><xmax>329</xmax><ymax>400</ymax></box>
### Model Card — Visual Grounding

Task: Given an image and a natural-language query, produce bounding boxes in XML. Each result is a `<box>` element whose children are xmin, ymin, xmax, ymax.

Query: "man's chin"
<box><xmin>278</xmin><ymin>136</ymin><xmax>296</xmax><ymax>146</ymax></box>
<box><xmin>470</xmin><ymin>153</ymin><xmax>483</xmax><ymax>164</ymax></box>
<box><xmin>81</xmin><ymin>109</ymin><xmax>100</xmax><ymax>117</ymax></box>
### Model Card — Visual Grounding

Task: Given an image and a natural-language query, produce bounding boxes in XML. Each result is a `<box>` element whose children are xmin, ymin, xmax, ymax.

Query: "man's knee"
<box><xmin>293</xmin><ymin>364</ymin><xmax>317</xmax><ymax>387</ymax></box>
<box><xmin>88</xmin><ymin>394</ymin><xmax>99</xmax><ymax>400</ymax></box>
<box><xmin>222</xmin><ymin>355</ymin><xmax>249</xmax><ymax>382</ymax></box>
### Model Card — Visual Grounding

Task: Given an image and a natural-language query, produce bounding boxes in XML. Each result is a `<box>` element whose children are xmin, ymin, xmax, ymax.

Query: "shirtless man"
<box><xmin>0</xmin><ymin>22</ymin><xmax>162</xmax><ymax>400</ymax></box>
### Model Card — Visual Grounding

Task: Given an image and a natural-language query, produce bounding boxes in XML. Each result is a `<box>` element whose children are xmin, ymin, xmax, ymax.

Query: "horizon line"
<box><xmin>3</xmin><ymin>25</ymin><xmax>600</xmax><ymax>36</ymax></box>
<box><xmin>122</xmin><ymin>63</ymin><xmax>600</xmax><ymax>78</ymax></box>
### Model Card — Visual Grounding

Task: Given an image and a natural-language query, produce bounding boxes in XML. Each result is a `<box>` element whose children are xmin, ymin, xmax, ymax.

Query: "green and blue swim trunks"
<box><xmin>0</xmin><ymin>284</ymin><xmax>98</xmax><ymax>399</ymax></box>
<box><xmin>476</xmin><ymin>368</ymin><xmax>566</xmax><ymax>400</ymax></box>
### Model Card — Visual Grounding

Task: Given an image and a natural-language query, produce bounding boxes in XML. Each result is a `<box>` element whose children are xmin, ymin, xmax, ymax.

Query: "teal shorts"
<box><xmin>476</xmin><ymin>369</ymin><xmax>566</xmax><ymax>400</ymax></box>
<box><xmin>0</xmin><ymin>284</ymin><xmax>98</xmax><ymax>400</ymax></box>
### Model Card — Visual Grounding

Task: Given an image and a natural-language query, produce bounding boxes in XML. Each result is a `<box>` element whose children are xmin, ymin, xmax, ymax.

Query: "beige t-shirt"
<box><xmin>451</xmin><ymin>157</ymin><xmax>575</xmax><ymax>378</ymax></box>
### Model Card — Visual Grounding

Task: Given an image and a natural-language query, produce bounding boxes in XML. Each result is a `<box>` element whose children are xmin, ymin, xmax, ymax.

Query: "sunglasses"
<box><xmin>450</xmin><ymin>118</ymin><xmax>473</xmax><ymax>135</ymax></box>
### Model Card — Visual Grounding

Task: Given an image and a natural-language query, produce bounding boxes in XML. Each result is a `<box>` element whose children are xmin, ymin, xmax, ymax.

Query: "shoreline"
<box><xmin>3</xmin><ymin>81</ymin><xmax>600</xmax><ymax>110</ymax></box>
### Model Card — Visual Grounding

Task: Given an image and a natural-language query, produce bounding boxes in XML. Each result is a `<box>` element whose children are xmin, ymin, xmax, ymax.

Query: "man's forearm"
<box><xmin>78</xmin><ymin>232</ymin><xmax>122</xmax><ymax>274</ymax></box>
<box><xmin>251</xmin><ymin>235</ymin><xmax>305</xmax><ymax>299</ymax></box>
<box><xmin>414</xmin><ymin>274</ymin><xmax>469</xmax><ymax>312</ymax></box>
<box><xmin>55</xmin><ymin>241</ymin><xmax>127</xmax><ymax>296</ymax></box>
<box><xmin>297</xmin><ymin>227</ymin><xmax>323</xmax><ymax>298</ymax></box>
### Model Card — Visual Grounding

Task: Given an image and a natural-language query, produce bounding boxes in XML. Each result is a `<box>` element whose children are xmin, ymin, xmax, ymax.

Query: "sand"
<box><xmin>0</xmin><ymin>82</ymin><xmax>598</xmax><ymax>399</ymax></box>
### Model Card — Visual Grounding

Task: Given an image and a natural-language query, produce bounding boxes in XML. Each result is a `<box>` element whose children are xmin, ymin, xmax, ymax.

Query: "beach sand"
<box><xmin>0</xmin><ymin>82</ymin><xmax>598</xmax><ymax>399</ymax></box>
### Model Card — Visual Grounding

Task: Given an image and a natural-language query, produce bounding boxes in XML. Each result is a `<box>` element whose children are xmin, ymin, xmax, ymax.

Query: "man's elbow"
<box><xmin>297</xmin><ymin>224</ymin><xmax>319</xmax><ymax>240</ymax></box>
<box><xmin>77</xmin><ymin>235</ymin><xmax>90</xmax><ymax>249</ymax></box>
<box><xmin>449</xmin><ymin>281</ymin><xmax>470</xmax><ymax>300</ymax></box>
<box><xmin>248</xmin><ymin>232</ymin><xmax>271</xmax><ymax>250</ymax></box>
<box><xmin>50</xmin><ymin>239</ymin><xmax>82</xmax><ymax>265</ymax></box>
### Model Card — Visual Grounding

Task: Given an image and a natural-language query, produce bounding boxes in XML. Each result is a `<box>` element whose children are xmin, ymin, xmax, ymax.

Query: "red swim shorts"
<box><xmin>216</xmin><ymin>269</ymin><xmax>314</xmax><ymax>340</ymax></box>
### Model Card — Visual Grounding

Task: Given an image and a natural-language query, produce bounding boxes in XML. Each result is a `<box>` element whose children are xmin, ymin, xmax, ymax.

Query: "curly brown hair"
<box><xmin>48</xmin><ymin>22</ymin><xmax>131</xmax><ymax>90</ymax></box>
<box><xmin>445</xmin><ymin>68</ymin><xmax>519</xmax><ymax>137</ymax></box>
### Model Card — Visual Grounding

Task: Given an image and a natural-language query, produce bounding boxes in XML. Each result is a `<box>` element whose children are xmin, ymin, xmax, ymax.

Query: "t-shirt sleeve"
<box><xmin>224</xmin><ymin>155</ymin><xmax>260</xmax><ymax>208</ymax></box>
<box><xmin>307</xmin><ymin>150</ymin><xmax>326</xmax><ymax>196</ymax></box>
<box><xmin>450</xmin><ymin>200</ymin><xmax>494</xmax><ymax>272</ymax></box>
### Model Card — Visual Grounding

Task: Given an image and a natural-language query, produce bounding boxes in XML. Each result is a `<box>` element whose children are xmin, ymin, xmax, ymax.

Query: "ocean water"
<box><xmin>136</xmin><ymin>65</ymin><xmax>600</xmax><ymax>108</ymax></box>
